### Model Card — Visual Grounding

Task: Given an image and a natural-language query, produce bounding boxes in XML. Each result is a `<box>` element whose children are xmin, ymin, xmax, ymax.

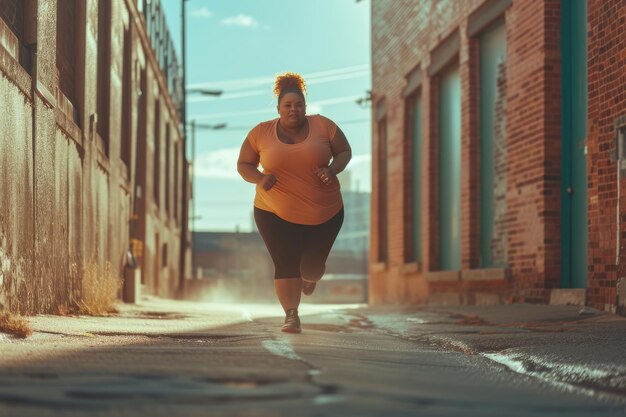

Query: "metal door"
<box><xmin>561</xmin><ymin>0</ymin><xmax>588</xmax><ymax>288</ymax></box>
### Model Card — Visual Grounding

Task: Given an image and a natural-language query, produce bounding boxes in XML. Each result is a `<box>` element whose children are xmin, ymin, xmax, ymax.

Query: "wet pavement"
<box><xmin>0</xmin><ymin>299</ymin><xmax>625</xmax><ymax>416</ymax></box>
<box><xmin>362</xmin><ymin>304</ymin><xmax>626</xmax><ymax>402</ymax></box>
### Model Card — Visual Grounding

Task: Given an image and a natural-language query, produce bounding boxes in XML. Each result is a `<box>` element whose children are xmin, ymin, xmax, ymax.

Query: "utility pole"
<box><xmin>189</xmin><ymin>121</ymin><xmax>226</xmax><ymax>278</ymax></box>
<box><xmin>181</xmin><ymin>0</ymin><xmax>224</xmax><ymax>280</ymax></box>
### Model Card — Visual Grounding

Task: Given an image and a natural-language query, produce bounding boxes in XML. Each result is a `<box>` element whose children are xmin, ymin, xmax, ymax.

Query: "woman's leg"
<box><xmin>274</xmin><ymin>278</ymin><xmax>302</xmax><ymax>311</ymax></box>
<box><xmin>300</xmin><ymin>208</ymin><xmax>344</xmax><ymax>285</ymax></box>
<box><xmin>253</xmin><ymin>208</ymin><xmax>304</xmax><ymax>311</ymax></box>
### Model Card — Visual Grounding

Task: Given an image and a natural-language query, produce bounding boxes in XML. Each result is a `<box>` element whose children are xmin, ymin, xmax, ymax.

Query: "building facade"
<box><xmin>370</xmin><ymin>0</ymin><xmax>626</xmax><ymax>312</ymax></box>
<box><xmin>0</xmin><ymin>0</ymin><xmax>189</xmax><ymax>313</ymax></box>
<box><xmin>191</xmin><ymin>184</ymin><xmax>371</xmax><ymax>304</ymax></box>
<box><xmin>190</xmin><ymin>231</ymin><xmax>275</xmax><ymax>302</ymax></box>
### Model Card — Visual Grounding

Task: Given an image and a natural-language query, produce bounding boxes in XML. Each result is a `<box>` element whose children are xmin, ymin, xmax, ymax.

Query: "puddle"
<box><xmin>482</xmin><ymin>352</ymin><xmax>626</xmax><ymax>400</ymax></box>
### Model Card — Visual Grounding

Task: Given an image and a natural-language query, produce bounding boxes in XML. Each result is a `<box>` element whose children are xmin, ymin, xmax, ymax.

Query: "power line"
<box><xmin>188</xmin><ymin>95</ymin><xmax>367</xmax><ymax>121</ymax></box>
<box><xmin>192</xmin><ymin>118</ymin><xmax>371</xmax><ymax>133</ymax></box>
<box><xmin>187</xmin><ymin>64</ymin><xmax>370</xmax><ymax>91</ymax></box>
<box><xmin>187</xmin><ymin>70</ymin><xmax>370</xmax><ymax>104</ymax></box>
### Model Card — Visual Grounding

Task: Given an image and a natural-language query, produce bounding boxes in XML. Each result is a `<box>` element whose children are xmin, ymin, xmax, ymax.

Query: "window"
<box><xmin>165</xmin><ymin>123</ymin><xmax>171</xmax><ymax>216</ymax></box>
<box><xmin>404</xmin><ymin>91</ymin><xmax>423</xmax><ymax>263</ymax></box>
<box><xmin>0</xmin><ymin>0</ymin><xmax>25</xmax><ymax>69</ymax></box>
<box><xmin>97</xmin><ymin>0</ymin><xmax>111</xmax><ymax>154</ymax></box>
<box><xmin>377</xmin><ymin>116</ymin><xmax>388</xmax><ymax>263</ymax></box>
<box><xmin>437</xmin><ymin>63</ymin><xmax>461</xmax><ymax>271</ymax></box>
<box><xmin>174</xmin><ymin>140</ymin><xmax>179</xmax><ymax>221</ymax></box>
<box><xmin>56</xmin><ymin>0</ymin><xmax>78</xmax><ymax>124</ymax></box>
<box><xmin>121</xmin><ymin>27</ymin><xmax>133</xmax><ymax>171</ymax></box>
<box><xmin>0</xmin><ymin>1</ymin><xmax>24</xmax><ymax>40</ymax></box>
<box><xmin>478</xmin><ymin>18</ymin><xmax>507</xmax><ymax>268</ymax></box>
<box><xmin>153</xmin><ymin>100</ymin><xmax>161</xmax><ymax>206</ymax></box>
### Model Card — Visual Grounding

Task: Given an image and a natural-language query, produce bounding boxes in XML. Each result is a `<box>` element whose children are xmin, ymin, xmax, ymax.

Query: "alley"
<box><xmin>1</xmin><ymin>300</ymin><xmax>625</xmax><ymax>417</ymax></box>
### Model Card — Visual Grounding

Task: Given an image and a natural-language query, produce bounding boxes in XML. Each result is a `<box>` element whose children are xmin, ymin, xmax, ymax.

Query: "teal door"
<box><xmin>439</xmin><ymin>65</ymin><xmax>461</xmax><ymax>270</ymax></box>
<box><xmin>561</xmin><ymin>0</ymin><xmax>588</xmax><ymax>288</ymax></box>
<box><xmin>479</xmin><ymin>19</ymin><xmax>507</xmax><ymax>268</ymax></box>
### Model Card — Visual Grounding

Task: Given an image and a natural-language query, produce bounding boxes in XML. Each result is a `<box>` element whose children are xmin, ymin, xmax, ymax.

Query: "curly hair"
<box><xmin>274</xmin><ymin>72</ymin><xmax>306</xmax><ymax>98</ymax></box>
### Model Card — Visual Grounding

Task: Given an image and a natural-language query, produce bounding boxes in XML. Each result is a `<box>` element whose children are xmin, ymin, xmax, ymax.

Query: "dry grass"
<box><xmin>0</xmin><ymin>311</ymin><xmax>32</xmax><ymax>338</ymax></box>
<box><xmin>72</xmin><ymin>261</ymin><xmax>122</xmax><ymax>316</ymax></box>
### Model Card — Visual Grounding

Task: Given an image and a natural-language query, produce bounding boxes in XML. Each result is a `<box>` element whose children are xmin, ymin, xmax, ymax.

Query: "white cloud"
<box><xmin>190</xmin><ymin>7</ymin><xmax>213</xmax><ymax>18</ymax></box>
<box><xmin>194</xmin><ymin>148</ymin><xmax>241</xmax><ymax>179</ymax></box>
<box><xmin>221</xmin><ymin>14</ymin><xmax>260</xmax><ymax>29</ymax></box>
<box><xmin>306</xmin><ymin>104</ymin><xmax>322</xmax><ymax>115</ymax></box>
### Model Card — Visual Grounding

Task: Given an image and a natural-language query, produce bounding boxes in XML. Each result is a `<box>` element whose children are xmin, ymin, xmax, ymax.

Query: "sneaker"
<box><xmin>281</xmin><ymin>309</ymin><xmax>301</xmax><ymax>333</ymax></box>
<box><xmin>302</xmin><ymin>280</ymin><xmax>316</xmax><ymax>296</ymax></box>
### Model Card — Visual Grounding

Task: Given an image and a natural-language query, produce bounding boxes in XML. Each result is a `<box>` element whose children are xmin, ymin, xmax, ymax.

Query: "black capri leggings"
<box><xmin>254</xmin><ymin>207</ymin><xmax>344</xmax><ymax>280</ymax></box>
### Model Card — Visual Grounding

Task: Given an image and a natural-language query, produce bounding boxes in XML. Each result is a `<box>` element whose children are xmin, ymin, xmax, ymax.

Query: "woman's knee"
<box><xmin>300</xmin><ymin>262</ymin><xmax>325</xmax><ymax>282</ymax></box>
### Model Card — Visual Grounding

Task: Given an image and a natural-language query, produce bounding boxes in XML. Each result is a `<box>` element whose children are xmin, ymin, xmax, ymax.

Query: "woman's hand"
<box><xmin>259</xmin><ymin>174</ymin><xmax>277</xmax><ymax>190</ymax></box>
<box><xmin>314</xmin><ymin>167</ymin><xmax>335</xmax><ymax>185</ymax></box>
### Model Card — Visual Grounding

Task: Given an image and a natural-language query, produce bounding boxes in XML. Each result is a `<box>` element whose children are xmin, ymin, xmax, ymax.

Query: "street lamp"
<box><xmin>189</xmin><ymin>120</ymin><xmax>227</xmax><ymax>278</ymax></box>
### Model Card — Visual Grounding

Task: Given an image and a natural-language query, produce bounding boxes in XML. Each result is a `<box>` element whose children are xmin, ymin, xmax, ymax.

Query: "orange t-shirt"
<box><xmin>247</xmin><ymin>114</ymin><xmax>343</xmax><ymax>225</ymax></box>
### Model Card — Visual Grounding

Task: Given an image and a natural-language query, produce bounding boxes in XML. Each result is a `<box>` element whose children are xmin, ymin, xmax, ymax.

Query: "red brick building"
<box><xmin>370</xmin><ymin>0</ymin><xmax>626</xmax><ymax>312</ymax></box>
<box><xmin>0</xmin><ymin>0</ymin><xmax>189</xmax><ymax>313</ymax></box>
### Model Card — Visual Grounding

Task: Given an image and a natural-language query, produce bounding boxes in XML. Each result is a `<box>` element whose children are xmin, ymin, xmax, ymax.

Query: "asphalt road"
<box><xmin>0</xmin><ymin>300</ymin><xmax>624</xmax><ymax>417</ymax></box>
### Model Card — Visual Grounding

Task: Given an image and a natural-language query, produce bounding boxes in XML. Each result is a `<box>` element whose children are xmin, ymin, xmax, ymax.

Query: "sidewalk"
<box><xmin>361</xmin><ymin>303</ymin><xmax>626</xmax><ymax>399</ymax></box>
<box><xmin>2</xmin><ymin>298</ymin><xmax>626</xmax><ymax>403</ymax></box>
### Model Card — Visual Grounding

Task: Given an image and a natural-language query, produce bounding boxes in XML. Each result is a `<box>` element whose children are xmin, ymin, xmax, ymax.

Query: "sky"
<box><xmin>162</xmin><ymin>0</ymin><xmax>372</xmax><ymax>232</ymax></box>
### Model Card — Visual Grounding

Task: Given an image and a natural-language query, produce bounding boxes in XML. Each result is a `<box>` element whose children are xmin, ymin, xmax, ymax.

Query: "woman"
<box><xmin>237</xmin><ymin>72</ymin><xmax>352</xmax><ymax>333</ymax></box>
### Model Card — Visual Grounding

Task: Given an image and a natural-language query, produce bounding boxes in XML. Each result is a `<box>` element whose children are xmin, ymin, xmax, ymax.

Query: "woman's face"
<box><xmin>277</xmin><ymin>92</ymin><xmax>306</xmax><ymax>128</ymax></box>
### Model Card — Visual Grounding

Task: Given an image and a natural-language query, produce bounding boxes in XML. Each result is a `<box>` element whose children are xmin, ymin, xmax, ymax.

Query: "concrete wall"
<box><xmin>0</xmin><ymin>0</ymin><xmax>188</xmax><ymax>313</ymax></box>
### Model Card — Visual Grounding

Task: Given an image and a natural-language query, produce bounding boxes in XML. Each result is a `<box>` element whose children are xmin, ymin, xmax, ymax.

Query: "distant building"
<box><xmin>0</xmin><ymin>0</ymin><xmax>189</xmax><ymax>312</ymax></box>
<box><xmin>328</xmin><ymin>189</ymin><xmax>370</xmax><ymax>273</ymax></box>
<box><xmin>370</xmin><ymin>0</ymin><xmax>626</xmax><ymax>312</ymax></box>
<box><xmin>190</xmin><ymin>231</ymin><xmax>275</xmax><ymax>302</ymax></box>
<box><xmin>196</xmin><ymin>185</ymin><xmax>370</xmax><ymax>303</ymax></box>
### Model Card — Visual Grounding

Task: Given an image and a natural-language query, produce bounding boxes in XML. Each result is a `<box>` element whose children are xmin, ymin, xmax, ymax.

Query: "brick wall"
<box><xmin>587</xmin><ymin>0</ymin><xmax>626</xmax><ymax>311</ymax></box>
<box><xmin>371</xmin><ymin>0</ymin><xmax>564</xmax><ymax>305</ymax></box>
<box><xmin>505</xmin><ymin>0</ymin><xmax>562</xmax><ymax>301</ymax></box>
<box><xmin>371</xmin><ymin>0</ymin><xmax>485</xmax><ymax>303</ymax></box>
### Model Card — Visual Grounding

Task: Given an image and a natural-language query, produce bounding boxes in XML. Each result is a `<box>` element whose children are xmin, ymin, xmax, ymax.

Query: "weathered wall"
<box><xmin>0</xmin><ymin>0</ymin><xmax>187</xmax><ymax>313</ymax></box>
<box><xmin>0</xmin><ymin>43</ymin><xmax>34</xmax><ymax>311</ymax></box>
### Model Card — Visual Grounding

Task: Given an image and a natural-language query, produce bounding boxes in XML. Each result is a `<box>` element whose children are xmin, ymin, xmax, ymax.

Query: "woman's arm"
<box><xmin>314</xmin><ymin>126</ymin><xmax>352</xmax><ymax>185</ymax></box>
<box><xmin>237</xmin><ymin>139</ymin><xmax>276</xmax><ymax>190</ymax></box>
<box><xmin>328</xmin><ymin>126</ymin><xmax>352</xmax><ymax>175</ymax></box>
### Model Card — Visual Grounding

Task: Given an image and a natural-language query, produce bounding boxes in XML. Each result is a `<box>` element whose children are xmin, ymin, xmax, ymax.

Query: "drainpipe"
<box><xmin>616</xmin><ymin>118</ymin><xmax>626</xmax><ymax>314</ymax></box>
